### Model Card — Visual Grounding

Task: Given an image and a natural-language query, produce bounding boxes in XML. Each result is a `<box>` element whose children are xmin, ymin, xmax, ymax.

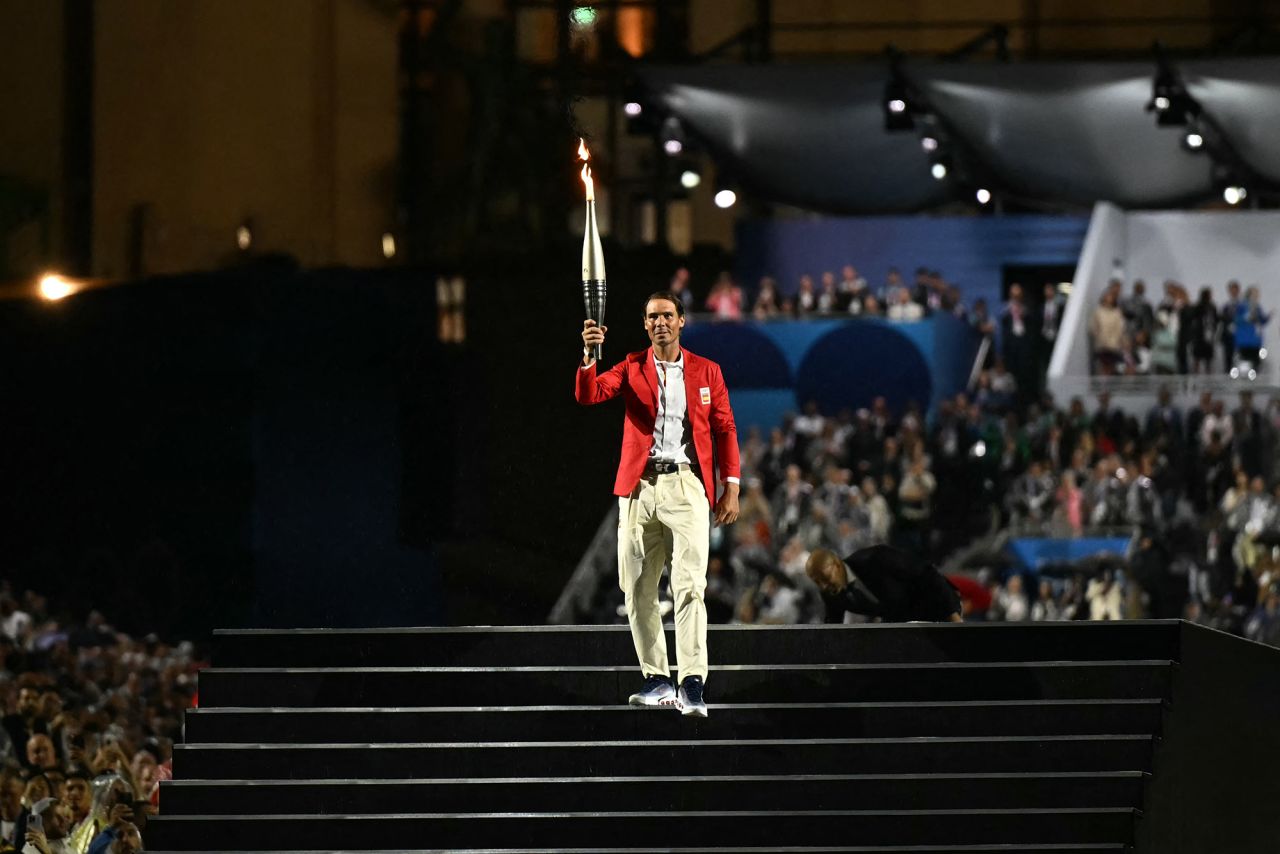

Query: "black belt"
<box><xmin>645</xmin><ymin>461</ymin><xmax>692</xmax><ymax>475</ymax></box>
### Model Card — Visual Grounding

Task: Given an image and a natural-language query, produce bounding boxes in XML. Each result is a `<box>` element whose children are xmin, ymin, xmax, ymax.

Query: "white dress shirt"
<box><xmin>651</xmin><ymin>353</ymin><xmax>693</xmax><ymax>464</ymax></box>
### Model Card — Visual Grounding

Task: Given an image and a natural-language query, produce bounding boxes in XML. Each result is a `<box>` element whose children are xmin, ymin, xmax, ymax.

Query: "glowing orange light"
<box><xmin>38</xmin><ymin>273</ymin><xmax>75</xmax><ymax>302</ymax></box>
<box><xmin>578</xmin><ymin>138</ymin><xmax>595</xmax><ymax>201</ymax></box>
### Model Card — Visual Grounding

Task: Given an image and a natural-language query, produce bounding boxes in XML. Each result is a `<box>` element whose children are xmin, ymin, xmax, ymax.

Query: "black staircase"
<box><xmin>148</xmin><ymin>621</ymin><xmax>1280</xmax><ymax>853</ymax></box>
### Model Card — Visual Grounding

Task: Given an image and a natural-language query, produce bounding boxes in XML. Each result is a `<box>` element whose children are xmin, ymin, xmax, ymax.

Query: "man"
<box><xmin>805</xmin><ymin>544</ymin><xmax>962</xmax><ymax>623</ymax></box>
<box><xmin>22</xmin><ymin>797</ymin><xmax>71</xmax><ymax>854</ymax></box>
<box><xmin>1</xmin><ymin>772</ymin><xmax>23</xmax><ymax>849</ymax></box>
<box><xmin>3</xmin><ymin>682</ymin><xmax>47</xmax><ymax>765</ymax></box>
<box><xmin>577</xmin><ymin>292</ymin><xmax>740</xmax><ymax>717</ymax></box>
<box><xmin>25</xmin><ymin>734</ymin><xmax>56</xmax><ymax>772</ymax></box>
<box><xmin>63</xmin><ymin>771</ymin><xmax>91</xmax><ymax>835</ymax></box>
<box><xmin>1220</xmin><ymin>280</ymin><xmax>1242</xmax><ymax>371</ymax></box>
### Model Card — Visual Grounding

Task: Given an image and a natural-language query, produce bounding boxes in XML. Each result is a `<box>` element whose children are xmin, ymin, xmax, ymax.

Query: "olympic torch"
<box><xmin>579</xmin><ymin>139</ymin><xmax>607</xmax><ymax>363</ymax></box>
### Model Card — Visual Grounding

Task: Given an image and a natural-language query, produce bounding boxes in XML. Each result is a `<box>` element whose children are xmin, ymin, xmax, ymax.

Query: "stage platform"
<box><xmin>148</xmin><ymin>622</ymin><xmax>1280</xmax><ymax>853</ymax></box>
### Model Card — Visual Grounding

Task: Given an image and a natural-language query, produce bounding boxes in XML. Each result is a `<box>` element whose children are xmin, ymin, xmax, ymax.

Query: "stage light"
<box><xmin>236</xmin><ymin>223</ymin><xmax>253</xmax><ymax>251</ymax></box>
<box><xmin>1223</xmin><ymin>185</ymin><xmax>1247</xmax><ymax>205</ymax></box>
<box><xmin>1249</xmin><ymin>369</ymin><xmax>1258</xmax><ymax>381</ymax></box>
<box><xmin>1146</xmin><ymin>63</ymin><xmax>1197</xmax><ymax>127</ymax></box>
<box><xmin>714</xmin><ymin>189</ymin><xmax>737</xmax><ymax>208</ymax></box>
<box><xmin>1183</xmin><ymin>130</ymin><xmax>1204</xmax><ymax>150</ymax></box>
<box><xmin>569</xmin><ymin>5</ymin><xmax>597</xmax><ymax>28</ymax></box>
<box><xmin>661</xmin><ymin>116</ymin><xmax>685</xmax><ymax>156</ymax></box>
<box><xmin>1261</xmin><ymin>348</ymin><xmax>1268</xmax><ymax>360</ymax></box>
<box><xmin>971</xmin><ymin>440</ymin><xmax>987</xmax><ymax>458</ymax></box>
<box><xmin>680</xmin><ymin>168</ymin><xmax>702</xmax><ymax>189</ymax></box>
<box><xmin>381</xmin><ymin>233</ymin><xmax>396</xmax><ymax>259</ymax></box>
<box><xmin>882</xmin><ymin>71</ymin><xmax>913</xmax><ymax>131</ymax></box>
<box><xmin>38</xmin><ymin>273</ymin><xmax>74</xmax><ymax>302</ymax></box>
<box><xmin>976</xmin><ymin>188</ymin><xmax>992</xmax><ymax>204</ymax></box>
<box><xmin>624</xmin><ymin>101</ymin><xmax>642</xmax><ymax>117</ymax></box>
<box><xmin>1230</xmin><ymin>367</ymin><xmax>1241</xmax><ymax>379</ymax></box>
<box><xmin>920</xmin><ymin>136</ymin><xmax>938</xmax><ymax>152</ymax></box>
<box><xmin>930</xmin><ymin>162</ymin><xmax>948</xmax><ymax>180</ymax></box>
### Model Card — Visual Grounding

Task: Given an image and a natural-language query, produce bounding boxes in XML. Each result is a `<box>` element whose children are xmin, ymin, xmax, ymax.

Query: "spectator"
<box><xmin>1187</xmin><ymin>287</ymin><xmax>1218</xmax><ymax>374</ymax></box>
<box><xmin>816</xmin><ymin>271</ymin><xmax>839</xmax><ymax>314</ymax></box>
<box><xmin>752</xmin><ymin>277</ymin><xmax>779</xmax><ymax>319</ymax></box>
<box><xmin>795</xmin><ymin>275</ymin><xmax>817</xmax><ymax>316</ymax></box>
<box><xmin>882</xmin><ymin>268</ymin><xmax>907</xmax><ymax>306</ymax></box>
<box><xmin>1152</xmin><ymin>282</ymin><xmax>1187</xmax><ymax>374</ymax></box>
<box><xmin>21</xmin><ymin>796</ymin><xmax>70</xmax><ymax>854</ymax></box>
<box><xmin>1234</xmin><ymin>285</ymin><xmax>1270</xmax><ymax>370</ymax></box>
<box><xmin>1040</xmin><ymin>282</ymin><xmax>1065</xmax><ymax>374</ymax></box>
<box><xmin>705</xmin><ymin>272</ymin><xmax>744</xmax><ymax>321</ymax></box>
<box><xmin>995</xmin><ymin>574</ymin><xmax>1030</xmax><ymax>621</ymax></box>
<box><xmin>1031</xmin><ymin>579</ymin><xmax>1070</xmax><ymax>621</ymax></box>
<box><xmin>887</xmin><ymin>288</ymin><xmax>923</xmax><ymax>321</ymax></box>
<box><xmin>1122</xmin><ymin>279</ymin><xmax>1155</xmax><ymax>340</ymax></box>
<box><xmin>1000</xmin><ymin>283</ymin><xmax>1037</xmax><ymax>397</ymax></box>
<box><xmin>1220</xmin><ymin>280</ymin><xmax>1242</xmax><ymax>371</ymax></box>
<box><xmin>1089</xmin><ymin>289</ymin><xmax>1127</xmax><ymax>374</ymax></box>
<box><xmin>1245</xmin><ymin>585</ymin><xmax>1280</xmax><ymax>647</ymax></box>
<box><xmin>668</xmin><ymin>266</ymin><xmax>693</xmax><ymax>305</ymax></box>
<box><xmin>839</xmin><ymin>265</ymin><xmax>867</xmax><ymax>313</ymax></box>
<box><xmin>0</xmin><ymin>599</ymin><xmax>32</xmax><ymax>646</ymax></box>
<box><xmin>2</xmin><ymin>772</ymin><xmax>22</xmax><ymax>849</ymax></box>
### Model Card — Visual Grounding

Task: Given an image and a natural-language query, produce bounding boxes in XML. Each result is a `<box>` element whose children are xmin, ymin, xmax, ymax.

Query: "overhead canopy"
<box><xmin>639</xmin><ymin>58</ymin><xmax>1280</xmax><ymax>213</ymax></box>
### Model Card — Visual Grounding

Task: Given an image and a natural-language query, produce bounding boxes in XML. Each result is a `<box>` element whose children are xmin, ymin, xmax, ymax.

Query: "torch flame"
<box><xmin>578</xmin><ymin>138</ymin><xmax>595</xmax><ymax>201</ymax></box>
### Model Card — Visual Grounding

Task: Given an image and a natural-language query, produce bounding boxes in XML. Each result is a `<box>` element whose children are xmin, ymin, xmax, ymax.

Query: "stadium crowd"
<box><xmin>0</xmin><ymin>587</ymin><xmax>198</xmax><ymax>852</ymax></box>
<box><xmin>1090</xmin><ymin>278</ymin><xmax>1271</xmax><ymax>377</ymax></box>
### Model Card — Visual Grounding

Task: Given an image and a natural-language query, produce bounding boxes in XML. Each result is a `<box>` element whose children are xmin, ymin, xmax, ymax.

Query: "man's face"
<box><xmin>644</xmin><ymin>299</ymin><xmax>684</xmax><ymax>349</ymax></box>
<box><xmin>44</xmin><ymin>801</ymin><xmax>71</xmax><ymax>839</ymax></box>
<box><xmin>65</xmin><ymin>777</ymin><xmax>90</xmax><ymax>814</ymax></box>
<box><xmin>16</xmin><ymin>687</ymin><xmax>40</xmax><ymax>717</ymax></box>
<box><xmin>0</xmin><ymin>778</ymin><xmax>22</xmax><ymax>820</ymax></box>
<box><xmin>27</xmin><ymin>733</ymin><xmax>55</xmax><ymax>768</ymax></box>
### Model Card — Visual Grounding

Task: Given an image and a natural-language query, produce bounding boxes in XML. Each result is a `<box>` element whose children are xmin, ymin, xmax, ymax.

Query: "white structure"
<box><xmin>1049</xmin><ymin>203</ymin><xmax>1280</xmax><ymax>413</ymax></box>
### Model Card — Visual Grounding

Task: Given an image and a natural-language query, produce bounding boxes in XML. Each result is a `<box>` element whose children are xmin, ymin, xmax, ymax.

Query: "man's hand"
<box><xmin>26</xmin><ymin>829</ymin><xmax>52</xmax><ymax>854</ymax></box>
<box><xmin>109</xmin><ymin>802</ymin><xmax>135</xmax><ymax>829</ymax></box>
<box><xmin>581</xmin><ymin>320</ymin><xmax>607</xmax><ymax>365</ymax></box>
<box><xmin>713</xmin><ymin>483</ymin><xmax>740</xmax><ymax>526</ymax></box>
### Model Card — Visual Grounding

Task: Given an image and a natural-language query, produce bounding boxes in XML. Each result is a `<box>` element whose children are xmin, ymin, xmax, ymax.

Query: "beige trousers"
<box><xmin>617</xmin><ymin>468</ymin><xmax>710</xmax><ymax>683</ymax></box>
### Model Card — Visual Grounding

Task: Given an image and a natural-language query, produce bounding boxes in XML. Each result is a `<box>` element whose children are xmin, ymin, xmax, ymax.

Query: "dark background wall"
<box><xmin>0</xmin><ymin>243</ymin><xmax>712</xmax><ymax>633</ymax></box>
<box><xmin>0</xmin><ymin>265</ymin><xmax>451</xmax><ymax>634</ymax></box>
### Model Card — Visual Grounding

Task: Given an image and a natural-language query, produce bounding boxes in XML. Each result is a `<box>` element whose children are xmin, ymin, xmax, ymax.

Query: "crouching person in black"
<box><xmin>805</xmin><ymin>544</ymin><xmax>963</xmax><ymax>623</ymax></box>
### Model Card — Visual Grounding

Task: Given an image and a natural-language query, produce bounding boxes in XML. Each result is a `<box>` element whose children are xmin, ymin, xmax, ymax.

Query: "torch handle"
<box><xmin>583</xmin><ymin>278</ymin><xmax>607</xmax><ymax>363</ymax></box>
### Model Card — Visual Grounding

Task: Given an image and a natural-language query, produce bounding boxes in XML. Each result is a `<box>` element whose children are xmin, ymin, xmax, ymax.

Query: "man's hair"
<box><xmin>644</xmin><ymin>291</ymin><xmax>686</xmax><ymax>318</ymax></box>
<box><xmin>805</xmin><ymin>548</ymin><xmax>845</xmax><ymax>584</ymax></box>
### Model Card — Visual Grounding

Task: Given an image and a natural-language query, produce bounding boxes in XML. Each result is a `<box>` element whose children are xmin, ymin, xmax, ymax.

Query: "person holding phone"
<box><xmin>22</xmin><ymin>797</ymin><xmax>71</xmax><ymax>854</ymax></box>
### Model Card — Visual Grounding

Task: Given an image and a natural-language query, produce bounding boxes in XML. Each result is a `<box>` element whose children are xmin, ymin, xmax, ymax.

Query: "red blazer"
<box><xmin>576</xmin><ymin>347</ymin><xmax>741</xmax><ymax>508</ymax></box>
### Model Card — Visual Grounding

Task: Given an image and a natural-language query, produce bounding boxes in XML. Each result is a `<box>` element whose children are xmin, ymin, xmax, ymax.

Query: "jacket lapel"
<box><xmin>681</xmin><ymin>349</ymin><xmax>699</xmax><ymax>419</ymax></box>
<box><xmin>640</xmin><ymin>348</ymin><xmax>659</xmax><ymax>411</ymax></box>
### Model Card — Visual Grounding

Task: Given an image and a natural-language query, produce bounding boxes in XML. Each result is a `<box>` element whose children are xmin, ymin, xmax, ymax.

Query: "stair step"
<box><xmin>144</xmin><ymin>809</ymin><xmax>1137</xmax><ymax>850</ymax></box>
<box><xmin>183</xmin><ymin>700</ymin><xmax>1163</xmax><ymax>742</ymax></box>
<box><xmin>196</xmin><ymin>662</ymin><xmax>1174</xmax><ymax>707</ymax></box>
<box><xmin>159</xmin><ymin>771</ymin><xmax>1147</xmax><ymax>814</ymax></box>
<box><xmin>146</xmin><ymin>847</ymin><xmax>1131</xmax><ymax>854</ymax></box>
<box><xmin>211</xmin><ymin>622</ymin><xmax>1180</xmax><ymax>667</ymax></box>
<box><xmin>173</xmin><ymin>735</ymin><xmax>1154</xmax><ymax>780</ymax></box>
